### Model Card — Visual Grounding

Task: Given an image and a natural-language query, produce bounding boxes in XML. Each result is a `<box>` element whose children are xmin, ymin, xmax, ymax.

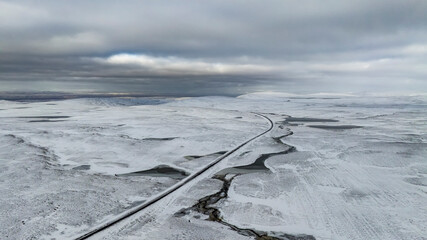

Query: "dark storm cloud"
<box><xmin>1</xmin><ymin>0</ymin><xmax>427</xmax><ymax>94</ymax></box>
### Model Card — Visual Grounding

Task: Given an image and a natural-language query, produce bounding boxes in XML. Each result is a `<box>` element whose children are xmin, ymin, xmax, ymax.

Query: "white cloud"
<box><xmin>401</xmin><ymin>44</ymin><xmax>427</xmax><ymax>55</ymax></box>
<box><xmin>98</xmin><ymin>53</ymin><xmax>275</xmax><ymax>75</ymax></box>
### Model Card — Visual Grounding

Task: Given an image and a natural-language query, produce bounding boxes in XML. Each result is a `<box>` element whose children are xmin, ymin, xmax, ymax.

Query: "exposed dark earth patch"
<box><xmin>308</xmin><ymin>125</ymin><xmax>362</xmax><ymax>130</ymax></box>
<box><xmin>96</xmin><ymin>162</ymin><xmax>129</xmax><ymax>168</ymax></box>
<box><xmin>216</xmin><ymin>147</ymin><xmax>296</xmax><ymax>177</ymax></box>
<box><xmin>28</xmin><ymin>120</ymin><xmax>67</xmax><ymax>123</ymax></box>
<box><xmin>272</xmin><ymin>131</ymin><xmax>294</xmax><ymax>144</ymax></box>
<box><xmin>72</xmin><ymin>165</ymin><xmax>91</xmax><ymax>170</ymax></box>
<box><xmin>116</xmin><ymin>165</ymin><xmax>189</xmax><ymax>180</ymax></box>
<box><xmin>184</xmin><ymin>151</ymin><xmax>228</xmax><ymax>160</ymax></box>
<box><xmin>282</xmin><ymin>116</ymin><xmax>361</xmax><ymax>130</ymax></box>
<box><xmin>285</xmin><ymin>117</ymin><xmax>339</xmax><ymax>123</ymax></box>
<box><xmin>121</xmin><ymin>135</ymin><xmax>177</xmax><ymax>141</ymax></box>
<box><xmin>17</xmin><ymin>116</ymin><xmax>71</xmax><ymax>119</ymax></box>
<box><xmin>119</xmin><ymin>134</ymin><xmax>140</xmax><ymax>141</ymax></box>
<box><xmin>404</xmin><ymin>177</ymin><xmax>427</xmax><ymax>186</ymax></box>
<box><xmin>142</xmin><ymin>137</ymin><xmax>177</xmax><ymax>141</ymax></box>
<box><xmin>289</xmin><ymin>97</ymin><xmax>340</xmax><ymax>100</ymax></box>
<box><xmin>281</xmin><ymin>116</ymin><xmax>362</xmax><ymax>130</ymax></box>
<box><xmin>239</xmin><ymin>151</ymin><xmax>252</xmax><ymax>157</ymax></box>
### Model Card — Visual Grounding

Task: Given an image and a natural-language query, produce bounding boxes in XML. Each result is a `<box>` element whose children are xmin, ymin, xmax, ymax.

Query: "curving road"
<box><xmin>74</xmin><ymin>113</ymin><xmax>273</xmax><ymax>240</ymax></box>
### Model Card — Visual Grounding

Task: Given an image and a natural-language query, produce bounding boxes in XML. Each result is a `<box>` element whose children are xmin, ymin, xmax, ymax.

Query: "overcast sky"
<box><xmin>1</xmin><ymin>0</ymin><xmax>426</xmax><ymax>95</ymax></box>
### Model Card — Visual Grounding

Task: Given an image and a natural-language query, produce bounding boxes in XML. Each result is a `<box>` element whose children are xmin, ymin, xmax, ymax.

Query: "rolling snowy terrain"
<box><xmin>0</xmin><ymin>93</ymin><xmax>426</xmax><ymax>239</ymax></box>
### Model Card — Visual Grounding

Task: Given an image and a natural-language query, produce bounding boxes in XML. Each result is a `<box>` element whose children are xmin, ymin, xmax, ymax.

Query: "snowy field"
<box><xmin>0</xmin><ymin>93</ymin><xmax>426</xmax><ymax>239</ymax></box>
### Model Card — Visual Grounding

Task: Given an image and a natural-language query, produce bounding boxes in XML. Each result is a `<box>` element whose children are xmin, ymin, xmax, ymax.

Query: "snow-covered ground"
<box><xmin>0</xmin><ymin>93</ymin><xmax>426</xmax><ymax>239</ymax></box>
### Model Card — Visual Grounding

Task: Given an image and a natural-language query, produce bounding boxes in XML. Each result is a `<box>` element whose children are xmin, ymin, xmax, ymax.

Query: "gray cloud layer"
<box><xmin>1</xmin><ymin>0</ymin><xmax>427</xmax><ymax>95</ymax></box>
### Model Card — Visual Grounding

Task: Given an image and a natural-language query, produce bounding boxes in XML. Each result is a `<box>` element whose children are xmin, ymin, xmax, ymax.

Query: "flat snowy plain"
<box><xmin>0</xmin><ymin>92</ymin><xmax>426</xmax><ymax>239</ymax></box>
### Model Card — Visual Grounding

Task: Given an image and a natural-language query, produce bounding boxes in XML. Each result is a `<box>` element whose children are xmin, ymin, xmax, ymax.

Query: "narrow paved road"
<box><xmin>74</xmin><ymin>113</ymin><xmax>273</xmax><ymax>240</ymax></box>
